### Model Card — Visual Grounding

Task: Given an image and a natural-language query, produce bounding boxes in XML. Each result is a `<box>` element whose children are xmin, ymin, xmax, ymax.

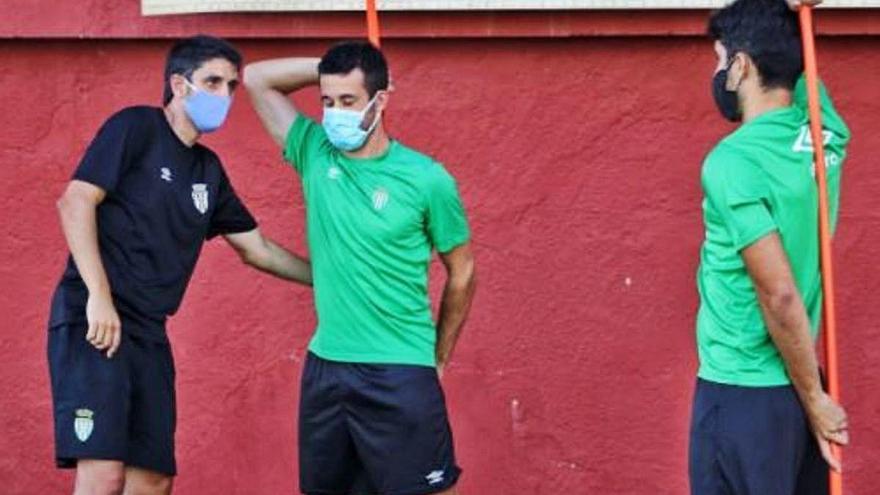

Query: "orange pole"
<box><xmin>366</xmin><ymin>0</ymin><xmax>381</xmax><ymax>47</ymax></box>
<box><xmin>798</xmin><ymin>6</ymin><xmax>842</xmax><ymax>494</ymax></box>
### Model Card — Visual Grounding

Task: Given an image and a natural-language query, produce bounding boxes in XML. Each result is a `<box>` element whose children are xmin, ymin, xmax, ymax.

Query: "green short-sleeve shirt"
<box><xmin>284</xmin><ymin>115</ymin><xmax>471</xmax><ymax>367</ymax></box>
<box><xmin>696</xmin><ymin>76</ymin><xmax>850</xmax><ymax>386</ymax></box>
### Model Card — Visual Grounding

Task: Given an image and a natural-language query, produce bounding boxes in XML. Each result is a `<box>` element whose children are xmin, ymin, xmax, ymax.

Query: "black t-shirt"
<box><xmin>49</xmin><ymin>106</ymin><xmax>257</xmax><ymax>340</ymax></box>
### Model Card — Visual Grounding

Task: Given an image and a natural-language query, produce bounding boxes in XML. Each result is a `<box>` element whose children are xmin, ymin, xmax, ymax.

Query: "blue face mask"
<box><xmin>322</xmin><ymin>94</ymin><xmax>381</xmax><ymax>152</ymax></box>
<box><xmin>183</xmin><ymin>79</ymin><xmax>232</xmax><ymax>133</ymax></box>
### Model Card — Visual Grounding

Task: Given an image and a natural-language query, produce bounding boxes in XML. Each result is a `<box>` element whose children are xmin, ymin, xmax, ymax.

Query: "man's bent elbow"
<box><xmin>56</xmin><ymin>190</ymin><xmax>84</xmax><ymax>221</ymax></box>
<box><xmin>763</xmin><ymin>287</ymin><xmax>799</xmax><ymax>316</ymax></box>
<box><xmin>242</xmin><ymin>64</ymin><xmax>265</xmax><ymax>91</ymax></box>
<box><xmin>450</xmin><ymin>263</ymin><xmax>477</xmax><ymax>293</ymax></box>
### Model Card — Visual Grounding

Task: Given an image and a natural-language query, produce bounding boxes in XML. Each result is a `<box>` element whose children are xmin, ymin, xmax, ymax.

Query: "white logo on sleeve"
<box><xmin>372</xmin><ymin>188</ymin><xmax>389</xmax><ymax>211</ymax></box>
<box><xmin>74</xmin><ymin>408</ymin><xmax>94</xmax><ymax>442</ymax></box>
<box><xmin>327</xmin><ymin>166</ymin><xmax>341</xmax><ymax>180</ymax></box>
<box><xmin>160</xmin><ymin>167</ymin><xmax>173</xmax><ymax>182</ymax></box>
<box><xmin>792</xmin><ymin>125</ymin><xmax>833</xmax><ymax>153</ymax></box>
<box><xmin>425</xmin><ymin>470</ymin><xmax>445</xmax><ymax>485</ymax></box>
<box><xmin>191</xmin><ymin>184</ymin><xmax>209</xmax><ymax>214</ymax></box>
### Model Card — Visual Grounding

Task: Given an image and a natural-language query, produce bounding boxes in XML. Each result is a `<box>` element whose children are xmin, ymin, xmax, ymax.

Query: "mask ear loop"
<box><xmin>725</xmin><ymin>54</ymin><xmax>744</xmax><ymax>93</ymax></box>
<box><xmin>360</xmin><ymin>93</ymin><xmax>383</xmax><ymax>134</ymax></box>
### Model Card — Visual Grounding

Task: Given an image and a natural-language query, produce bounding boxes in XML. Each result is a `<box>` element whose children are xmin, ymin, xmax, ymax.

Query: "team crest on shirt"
<box><xmin>372</xmin><ymin>187</ymin><xmax>389</xmax><ymax>211</ymax></box>
<box><xmin>191</xmin><ymin>184</ymin><xmax>209</xmax><ymax>215</ymax></box>
<box><xmin>74</xmin><ymin>408</ymin><xmax>94</xmax><ymax>442</ymax></box>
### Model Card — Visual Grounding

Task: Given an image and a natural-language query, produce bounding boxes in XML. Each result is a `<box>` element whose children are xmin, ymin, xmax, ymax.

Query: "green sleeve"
<box><xmin>792</xmin><ymin>75</ymin><xmax>849</xmax><ymax>235</ymax></box>
<box><xmin>282</xmin><ymin>114</ymin><xmax>329</xmax><ymax>176</ymax></box>
<box><xmin>793</xmin><ymin>74</ymin><xmax>852</xmax><ymax>148</ymax></box>
<box><xmin>702</xmin><ymin>145</ymin><xmax>777</xmax><ymax>252</ymax></box>
<box><xmin>425</xmin><ymin>166</ymin><xmax>471</xmax><ymax>253</ymax></box>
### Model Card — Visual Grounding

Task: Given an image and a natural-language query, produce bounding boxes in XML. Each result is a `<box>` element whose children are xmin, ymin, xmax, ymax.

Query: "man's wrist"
<box><xmin>87</xmin><ymin>282</ymin><xmax>112</xmax><ymax>299</ymax></box>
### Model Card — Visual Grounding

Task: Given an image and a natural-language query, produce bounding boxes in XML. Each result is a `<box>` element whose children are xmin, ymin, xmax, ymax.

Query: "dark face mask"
<box><xmin>712</xmin><ymin>58</ymin><xmax>742</xmax><ymax>123</ymax></box>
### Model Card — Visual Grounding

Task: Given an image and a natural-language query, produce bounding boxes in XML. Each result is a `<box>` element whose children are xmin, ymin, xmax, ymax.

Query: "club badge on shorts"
<box><xmin>74</xmin><ymin>408</ymin><xmax>94</xmax><ymax>442</ymax></box>
<box><xmin>192</xmin><ymin>184</ymin><xmax>209</xmax><ymax>214</ymax></box>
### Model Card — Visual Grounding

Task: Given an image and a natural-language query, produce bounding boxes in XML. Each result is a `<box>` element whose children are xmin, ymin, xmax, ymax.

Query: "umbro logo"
<box><xmin>327</xmin><ymin>167</ymin><xmax>341</xmax><ymax>180</ymax></box>
<box><xmin>792</xmin><ymin>125</ymin><xmax>833</xmax><ymax>153</ymax></box>
<box><xmin>160</xmin><ymin>167</ymin><xmax>173</xmax><ymax>182</ymax></box>
<box><xmin>425</xmin><ymin>470</ymin><xmax>445</xmax><ymax>485</ymax></box>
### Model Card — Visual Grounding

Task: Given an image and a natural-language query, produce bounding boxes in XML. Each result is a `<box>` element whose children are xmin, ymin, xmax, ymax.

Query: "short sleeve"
<box><xmin>283</xmin><ymin>114</ymin><xmax>330</xmax><ymax>176</ymax></box>
<box><xmin>208</xmin><ymin>167</ymin><xmax>258</xmax><ymax>240</ymax></box>
<box><xmin>73</xmin><ymin>110</ymin><xmax>136</xmax><ymax>193</ymax></box>
<box><xmin>702</xmin><ymin>146</ymin><xmax>776</xmax><ymax>252</ymax></box>
<box><xmin>425</xmin><ymin>167</ymin><xmax>471</xmax><ymax>253</ymax></box>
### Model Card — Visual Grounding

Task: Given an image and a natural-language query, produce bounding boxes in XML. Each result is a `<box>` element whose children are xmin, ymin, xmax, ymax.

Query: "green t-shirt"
<box><xmin>696</xmin><ymin>76</ymin><xmax>851</xmax><ymax>387</ymax></box>
<box><xmin>284</xmin><ymin>115</ymin><xmax>471</xmax><ymax>367</ymax></box>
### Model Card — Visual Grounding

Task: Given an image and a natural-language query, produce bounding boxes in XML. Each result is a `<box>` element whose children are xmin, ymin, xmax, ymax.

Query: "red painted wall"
<box><xmin>2</xmin><ymin>3</ymin><xmax>879</xmax><ymax>494</ymax></box>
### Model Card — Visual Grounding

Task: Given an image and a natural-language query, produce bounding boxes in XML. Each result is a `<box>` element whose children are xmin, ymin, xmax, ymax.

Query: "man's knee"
<box><xmin>123</xmin><ymin>467</ymin><xmax>173</xmax><ymax>495</ymax></box>
<box><xmin>75</xmin><ymin>460</ymin><xmax>126</xmax><ymax>495</ymax></box>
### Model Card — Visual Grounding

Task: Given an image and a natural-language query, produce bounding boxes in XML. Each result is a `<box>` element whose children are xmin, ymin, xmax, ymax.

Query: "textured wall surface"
<box><xmin>1</xmin><ymin>8</ymin><xmax>879</xmax><ymax>495</ymax></box>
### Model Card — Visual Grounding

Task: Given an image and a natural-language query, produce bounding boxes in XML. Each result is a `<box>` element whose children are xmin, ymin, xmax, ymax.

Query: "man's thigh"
<box><xmin>345</xmin><ymin>361</ymin><xmax>461</xmax><ymax>495</ymax></box>
<box><xmin>49</xmin><ymin>323</ymin><xmax>131</xmax><ymax>469</ymax></box>
<box><xmin>690</xmin><ymin>378</ymin><xmax>816</xmax><ymax>495</ymax></box>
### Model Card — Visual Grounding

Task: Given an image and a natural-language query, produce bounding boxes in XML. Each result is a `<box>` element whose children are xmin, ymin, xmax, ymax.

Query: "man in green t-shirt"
<box><xmin>244</xmin><ymin>41</ymin><xmax>476</xmax><ymax>495</ymax></box>
<box><xmin>690</xmin><ymin>0</ymin><xmax>851</xmax><ymax>494</ymax></box>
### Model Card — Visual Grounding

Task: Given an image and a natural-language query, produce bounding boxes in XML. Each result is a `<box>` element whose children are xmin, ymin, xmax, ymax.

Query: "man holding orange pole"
<box><xmin>689</xmin><ymin>0</ymin><xmax>851</xmax><ymax>493</ymax></box>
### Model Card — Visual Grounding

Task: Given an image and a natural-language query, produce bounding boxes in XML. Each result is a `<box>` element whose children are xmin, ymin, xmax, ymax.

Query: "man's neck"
<box><xmin>163</xmin><ymin>105</ymin><xmax>200</xmax><ymax>148</ymax></box>
<box><xmin>344</xmin><ymin>124</ymin><xmax>391</xmax><ymax>160</ymax></box>
<box><xmin>742</xmin><ymin>87</ymin><xmax>793</xmax><ymax>123</ymax></box>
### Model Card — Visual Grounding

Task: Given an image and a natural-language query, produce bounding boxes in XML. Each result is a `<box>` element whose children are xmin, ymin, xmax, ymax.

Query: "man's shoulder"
<box><xmin>103</xmin><ymin>105</ymin><xmax>160</xmax><ymax>128</ymax></box>
<box><xmin>702</xmin><ymin>138</ymin><xmax>763</xmax><ymax>193</ymax></box>
<box><xmin>390</xmin><ymin>141</ymin><xmax>451</xmax><ymax>180</ymax></box>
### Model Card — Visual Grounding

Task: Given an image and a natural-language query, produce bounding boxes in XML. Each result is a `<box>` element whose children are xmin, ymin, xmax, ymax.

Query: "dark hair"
<box><xmin>163</xmin><ymin>35</ymin><xmax>242</xmax><ymax>105</ymax></box>
<box><xmin>318</xmin><ymin>41</ymin><xmax>389</xmax><ymax>97</ymax></box>
<box><xmin>708</xmin><ymin>0</ymin><xmax>803</xmax><ymax>90</ymax></box>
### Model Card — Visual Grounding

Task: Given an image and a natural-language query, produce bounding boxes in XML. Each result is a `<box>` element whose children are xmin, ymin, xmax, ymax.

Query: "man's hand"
<box><xmin>788</xmin><ymin>0</ymin><xmax>822</xmax><ymax>10</ymax></box>
<box><xmin>805</xmin><ymin>392</ymin><xmax>849</xmax><ymax>472</ymax></box>
<box><xmin>85</xmin><ymin>291</ymin><xmax>121</xmax><ymax>358</ymax></box>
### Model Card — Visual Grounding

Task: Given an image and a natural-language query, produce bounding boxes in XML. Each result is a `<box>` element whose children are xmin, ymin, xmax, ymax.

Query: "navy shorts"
<box><xmin>47</xmin><ymin>323</ymin><xmax>177</xmax><ymax>476</ymax></box>
<box><xmin>299</xmin><ymin>352</ymin><xmax>461</xmax><ymax>495</ymax></box>
<box><xmin>689</xmin><ymin>378</ymin><xmax>828</xmax><ymax>495</ymax></box>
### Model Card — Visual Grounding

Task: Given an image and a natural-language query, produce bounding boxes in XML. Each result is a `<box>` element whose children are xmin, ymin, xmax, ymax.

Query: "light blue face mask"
<box><xmin>183</xmin><ymin>79</ymin><xmax>232</xmax><ymax>133</ymax></box>
<box><xmin>322</xmin><ymin>94</ymin><xmax>381</xmax><ymax>152</ymax></box>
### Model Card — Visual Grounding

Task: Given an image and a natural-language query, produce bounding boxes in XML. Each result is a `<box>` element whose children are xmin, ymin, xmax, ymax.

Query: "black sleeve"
<box><xmin>208</xmin><ymin>166</ymin><xmax>258</xmax><ymax>240</ymax></box>
<box><xmin>72</xmin><ymin>109</ymin><xmax>138</xmax><ymax>193</ymax></box>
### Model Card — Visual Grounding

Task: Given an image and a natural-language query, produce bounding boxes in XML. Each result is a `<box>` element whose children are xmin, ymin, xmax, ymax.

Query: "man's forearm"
<box><xmin>244</xmin><ymin>58</ymin><xmax>321</xmax><ymax>94</ymax></box>
<box><xmin>435</xmin><ymin>275</ymin><xmax>476</xmax><ymax>367</ymax></box>
<box><xmin>761</xmin><ymin>295</ymin><xmax>824</xmax><ymax>406</ymax></box>
<box><xmin>243</xmin><ymin>58</ymin><xmax>321</xmax><ymax>146</ymax></box>
<box><xmin>248</xmin><ymin>238</ymin><xmax>312</xmax><ymax>286</ymax></box>
<box><xmin>57</xmin><ymin>194</ymin><xmax>111</xmax><ymax>297</ymax></box>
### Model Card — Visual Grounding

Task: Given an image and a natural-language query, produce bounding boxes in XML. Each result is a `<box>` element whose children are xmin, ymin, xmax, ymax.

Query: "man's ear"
<box><xmin>375</xmin><ymin>89</ymin><xmax>390</xmax><ymax>113</ymax></box>
<box><xmin>726</xmin><ymin>53</ymin><xmax>750</xmax><ymax>92</ymax></box>
<box><xmin>169</xmin><ymin>74</ymin><xmax>190</xmax><ymax>102</ymax></box>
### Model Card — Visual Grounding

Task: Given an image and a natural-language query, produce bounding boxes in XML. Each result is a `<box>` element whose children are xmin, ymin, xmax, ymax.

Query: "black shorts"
<box><xmin>689</xmin><ymin>378</ymin><xmax>828</xmax><ymax>495</ymax></box>
<box><xmin>47</xmin><ymin>323</ymin><xmax>177</xmax><ymax>476</ymax></box>
<box><xmin>299</xmin><ymin>352</ymin><xmax>461</xmax><ymax>495</ymax></box>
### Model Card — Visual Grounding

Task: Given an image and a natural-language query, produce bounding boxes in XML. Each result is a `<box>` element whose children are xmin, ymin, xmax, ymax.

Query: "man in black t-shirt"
<box><xmin>48</xmin><ymin>35</ymin><xmax>311</xmax><ymax>495</ymax></box>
